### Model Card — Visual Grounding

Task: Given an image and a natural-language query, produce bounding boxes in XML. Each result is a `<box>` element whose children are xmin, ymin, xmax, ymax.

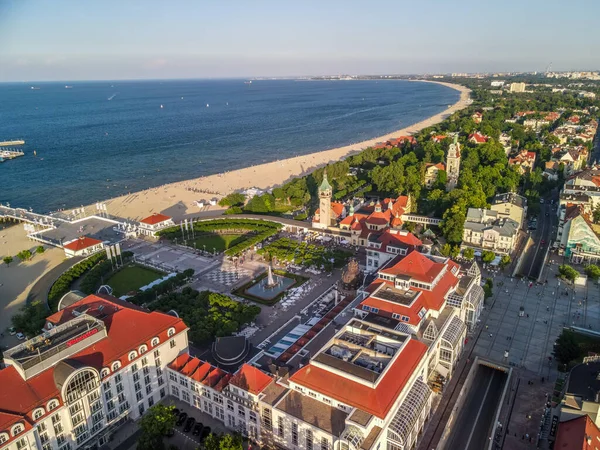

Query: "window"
<box><xmin>151</xmin><ymin>337</ymin><xmax>160</xmax><ymax>347</ymax></box>
<box><xmin>119</xmin><ymin>403</ymin><xmax>129</xmax><ymax>414</ymax></box>
<box><xmin>262</xmin><ymin>409</ymin><xmax>272</xmax><ymax>431</ymax></box>
<box><xmin>171</xmin><ymin>386</ymin><xmax>179</xmax><ymax>397</ymax></box>
<box><xmin>0</xmin><ymin>433</ymin><xmax>8</xmax><ymax>444</ymax></box>
<box><xmin>249</xmin><ymin>411</ymin><xmax>257</xmax><ymax>423</ymax></box>
<box><xmin>392</xmin><ymin>313</ymin><xmax>400</xmax><ymax>320</ymax></box>
<box><xmin>103</xmin><ymin>381</ymin><xmax>111</xmax><ymax>391</ymax></box>
<box><xmin>92</xmin><ymin>412</ymin><xmax>103</xmax><ymax>425</ymax></box>
<box><xmin>292</xmin><ymin>422</ymin><xmax>298</xmax><ymax>445</ymax></box>
<box><xmin>227</xmin><ymin>400</ymin><xmax>234</xmax><ymax>412</ymax></box>
<box><xmin>321</xmin><ymin>437</ymin><xmax>329</xmax><ymax>450</ymax></box>
<box><xmin>33</xmin><ymin>409</ymin><xmax>44</xmax><ymax>420</ymax></box>
<box><xmin>228</xmin><ymin>415</ymin><xmax>236</xmax><ymax>428</ymax></box>
<box><xmin>104</xmin><ymin>390</ymin><xmax>113</xmax><ymax>401</ymax></box>
<box><xmin>401</xmin><ymin>315</ymin><xmax>410</xmax><ymax>322</ymax></box>
<box><xmin>216</xmin><ymin>406</ymin><xmax>225</xmax><ymax>421</ymax></box>
<box><xmin>12</xmin><ymin>424</ymin><xmax>24</xmax><ymax>436</ymax></box>
<box><xmin>179</xmin><ymin>376</ymin><xmax>188</xmax><ymax>388</ymax></box>
<box><xmin>139</xmin><ymin>404</ymin><xmax>145</xmax><ymax>416</ymax></box>
<box><xmin>158</xmin><ymin>376</ymin><xmax>164</xmax><ymax>386</ymax></box>
<box><xmin>153</xmin><ymin>349</ymin><xmax>160</xmax><ymax>358</ymax></box>
<box><xmin>306</xmin><ymin>429</ymin><xmax>314</xmax><ymax>450</ymax></box>
<box><xmin>141</xmin><ymin>357</ymin><xmax>148</xmax><ymax>367</ymax></box>
<box><xmin>156</xmin><ymin>367</ymin><xmax>162</xmax><ymax>377</ymax></box>
<box><xmin>182</xmin><ymin>391</ymin><xmax>190</xmax><ymax>403</ymax></box>
<box><xmin>278</xmin><ymin>416</ymin><xmax>284</xmax><ymax>438</ymax></box>
<box><xmin>134</xmin><ymin>382</ymin><xmax>141</xmax><ymax>392</ymax></box>
<box><xmin>115</xmin><ymin>373</ymin><xmax>122</xmax><ymax>383</ymax></box>
<box><xmin>107</xmin><ymin>400</ymin><xmax>115</xmax><ymax>411</ymax></box>
<box><xmin>116</xmin><ymin>383</ymin><xmax>124</xmax><ymax>394</ymax></box>
<box><xmin>112</xmin><ymin>361</ymin><xmax>121</xmax><ymax>371</ymax></box>
<box><xmin>144</xmin><ymin>375</ymin><xmax>151</xmax><ymax>385</ymax></box>
<box><xmin>40</xmin><ymin>432</ymin><xmax>49</xmax><ymax>444</ymax></box>
<box><xmin>128</xmin><ymin>351</ymin><xmax>137</xmax><ymax>361</ymax></box>
<box><xmin>118</xmin><ymin>393</ymin><xmax>126</xmax><ymax>404</ymax></box>
<box><xmin>101</xmin><ymin>368</ymin><xmax>110</xmax><ymax>378</ymax></box>
<box><xmin>160</xmin><ymin>388</ymin><xmax>166</xmax><ymax>399</ymax></box>
<box><xmin>52</xmin><ymin>414</ymin><xmax>61</xmax><ymax>425</ymax></box>
<box><xmin>143</xmin><ymin>366</ymin><xmax>150</xmax><ymax>376</ymax></box>
<box><xmin>155</xmin><ymin>358</ymin><xmax>162</xmax><ymax>367</ymax></box>
<box><xmin>169</xmin><ymin>372</ymin><xmax>177</xmax><ymax>382</ymax></box>
<box><xmin>146</xmin><ymin>385</ymin><xmax>152</xmax><ymax>395</ymax></box>
<box><xmin>139</xmin><ymin>345</ymin><xmax>147</xmax><ymax>354</ymax></box>
<box><xmin>238</xmin><ymin>406</ymin><xmax>245</xmax><ymax>419</ymax></box>
<box><xmin>16</xmin><ymin>438</ymin><xmax>27</xmax><ymax>450</ymax></box>
<box><xmin>56</xmin><ymin>434</ymin><xmax>66</xmax><ymax>446</ymax></box>
<box><xmin>170</xmin><ymin>339</ymin><xmax>176</xmax><ymax>349</ymax></box>
<box><xmin>38</xmin><ymin>423</ymin><xmax>47</xmax><ymax>433</ymax></box>
<box><xmin>136</xmin><ymin>392</ymin><xmax>143</xmax><ymax>402</ymax></box>
<box><xmin>132</xmin><ymin>363</ymin><xmax>139</xmax><ymax>373</ymax></box>
<box><xmin>47</xmin><ymin>400</ymin><xmax>59</xmax><ymax>411</ymax></box>
<box><xmin>168</xmin><ymin>327</ymin><xmax>176</xmax><ymax>337</ymax></box>
<box><xmin>148</xmin><ymin>396</ymin><xmax>155</xmax><ymax>407</ymax></box>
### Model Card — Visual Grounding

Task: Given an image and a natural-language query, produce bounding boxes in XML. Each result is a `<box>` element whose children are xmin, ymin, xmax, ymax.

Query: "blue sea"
<box><xmin>0</xmin><ymin>79</ymin><xmax>458</xmax><ymax>212</ymax></box>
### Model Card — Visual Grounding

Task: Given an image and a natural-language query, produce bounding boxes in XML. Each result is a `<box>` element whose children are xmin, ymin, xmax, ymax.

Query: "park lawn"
<box><xmin>107</xmin><ymin>264</ymin><xmax>164</xmax><ymax>297</ymax></box>
<box><xmin>192</xmin><ymin>233</ymin><xmax>249</xmax><ymax>253</ymax></box>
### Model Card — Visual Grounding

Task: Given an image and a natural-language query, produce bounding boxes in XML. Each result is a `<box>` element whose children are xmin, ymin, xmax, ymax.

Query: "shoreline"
<box><xmin>95</xmin><ymin>80</ymin><xmax>471</xmax><ymax>221</ymax></box>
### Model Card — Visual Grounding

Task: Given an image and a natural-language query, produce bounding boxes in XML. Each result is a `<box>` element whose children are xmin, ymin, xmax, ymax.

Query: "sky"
<box><xmin>0</xmin><ymin>0</ymin><xmax>599</xmax><ymax>81</ymax></box>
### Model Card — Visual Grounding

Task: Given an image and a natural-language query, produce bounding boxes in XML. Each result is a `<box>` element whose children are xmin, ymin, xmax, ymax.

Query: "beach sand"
<box><xmin>102</xmin><ymin>81</ymin><xmax>471</xmax><ymax>221</ymax></box>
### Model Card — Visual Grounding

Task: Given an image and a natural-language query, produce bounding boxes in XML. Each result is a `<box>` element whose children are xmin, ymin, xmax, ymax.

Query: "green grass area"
<box><xmin>191</xmin><ymin>233</ymin><xmax>249</xmax><ymax>253</ymax></box>
<box><xmin>107</xmin><ymin>264</ymin><xmax>165</xmax><ymax>297</ymax></box>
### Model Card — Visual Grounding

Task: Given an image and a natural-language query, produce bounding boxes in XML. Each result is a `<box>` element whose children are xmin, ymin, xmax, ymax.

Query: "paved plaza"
<box><xmin>473</xmin><ymin>262</ymin><xmax>600</xmax><ymax>380</ymax></box>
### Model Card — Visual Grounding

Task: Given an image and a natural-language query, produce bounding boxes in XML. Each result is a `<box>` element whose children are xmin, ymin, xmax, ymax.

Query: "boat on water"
<box><xmin>160</xmin><ymin>104</ymin><xmax>164</xmax><ymax>109</ymax></box>
<box><xmin>30</xmin><ymin>86</ymin><xmax>40</xmax><ymax>90</ymax></box>
<box><xmin>65</xmin><ymin>85</ymin><xmax>73</xmax><ymax>89</ymax></box>
<box><xmin>244</xmin><ymin>80</ymin><xmax>252</xmax><ymax>84</ymax></box>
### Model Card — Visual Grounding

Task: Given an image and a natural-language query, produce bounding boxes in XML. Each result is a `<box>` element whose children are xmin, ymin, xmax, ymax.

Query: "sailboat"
<box><xmin>33</xmin><ymin>150</ymin><xmax>37</xmax><ymax>157</ymax></box>
<box><xmin>160</xmin><ymin>104</ymin><xmax>164</xmax><ymax>109</ymax></box>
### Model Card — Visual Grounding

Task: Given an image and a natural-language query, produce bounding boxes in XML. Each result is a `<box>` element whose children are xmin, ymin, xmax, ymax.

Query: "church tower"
<box><xmin>446</xmin><ymin>135</ymin><xmax>461</xmax><ymax>191</ymax></box>
<box><xmin>317</xmin><ymin>168</ymin><xmax>332</xmax><ymax>229</ymax></box>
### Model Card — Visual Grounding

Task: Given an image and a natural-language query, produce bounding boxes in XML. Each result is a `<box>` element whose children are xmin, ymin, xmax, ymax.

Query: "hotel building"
<box><xmin>1</xmin><ymin>247</ymin><xmax>482</xmax><ymax>450</ymax></box>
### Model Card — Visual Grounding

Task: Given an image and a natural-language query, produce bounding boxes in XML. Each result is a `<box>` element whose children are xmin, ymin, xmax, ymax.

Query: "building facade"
<box><xmin>138</xmin><ymin>213</ymin><xmax>175</xmax><ymax>237</ymax></box>
<box><xmin>462</xmin><ymin>208</ymin><xmax>520</xmax><ymax>255</ymax></box>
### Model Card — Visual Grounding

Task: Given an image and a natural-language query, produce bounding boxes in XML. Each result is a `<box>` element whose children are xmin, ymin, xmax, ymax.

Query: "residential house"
<box><xmin>468</xmin><ymin>132</ymin><xmax>489</xmax><ymax>144</ymax></box>
<box><xmin>490</xmin><ymin>192</ymin><xmax>527</xmax><ymax>229</ymax></box>
<box><xmin>508</xmin><ymin>150</ymin><xmax>537</xmax><ymax>174</ymax></box>
<box><xmin>63</xmin><ymin>236</ymin><xmax>104</xmax><ymax>258</ymax></box>
<box><xmin>424</xmin><ymin>162</ymin><xmax>445</xmax><ymax>188</ymax></box>
<box><xmin>138</xmin><ymin>213</ymin><xmax>175</xmax><ymax>237</ymax></box>
<box><xmin>462</xmin><ymin>208</ymin><xmax>520</xmax><ymax>255</ymax></box>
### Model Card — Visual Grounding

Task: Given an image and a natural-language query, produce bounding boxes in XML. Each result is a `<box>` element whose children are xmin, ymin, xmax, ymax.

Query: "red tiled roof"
<box><xmin>229</xmin><ymin>364</ymin><xmax>273</xmax><ymax>395</ymax></box>
<box><xmin>289</xmin><ymin>339</ymin><xmax>428</xmax><ymax>418</ymax></box>
<box><xmin>554</xmin><ymin>415</ymin><xmax>600</xmax><ymax>450</ymax></box>
<box><xmin>468</xmin><ymin>132</ymin><xmax>489</xmax><ymax>143</ymax></box>
<box><xmin>380</xmin><ymin>250</ymin><xmax>444</xmax><ymax>283</ymax></box>
<box><xmin>140</xmin><ymin>213</ymin><xmax>172</xmax><ymax>225</ymax></box>
<box><xmin>0</xmin><ymin>294</ymin><xmax>187</xmax><ymax>436</ymax></box>
<box><xmin>375</xmin><ymin>230</ymin><xmax>422</xmax><ymax>252</ymax></box>
<box><xmin>426</xmin><ymin>162</ymin><xmax>446</xmax><ymax>171</ymax></box>
<box><xmin>63</xmin><ymin>236</ymin><xmax>103</xmax><ymax>251</ymax></box>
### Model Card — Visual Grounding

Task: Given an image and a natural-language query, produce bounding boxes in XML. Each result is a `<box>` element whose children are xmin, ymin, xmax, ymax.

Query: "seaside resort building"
<box><xmin>62</xmin><ymin>237</ymin><xmax>104</xmax><ymax>259</ymax></box>
<box><xmin>137</xmin><ymin>213</ymin><xmax>174</xmax><ymax>238</ymax></box>
<box><xmin>0</xmin><ymin>245</ymin><xmax>483</xmax><ymax>450</ymax></box>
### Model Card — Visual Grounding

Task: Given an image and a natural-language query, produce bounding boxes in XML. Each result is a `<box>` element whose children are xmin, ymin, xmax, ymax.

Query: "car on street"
<box><xmin>200</xmin><ymin>426</ymin><xmax>211</xmax><ymax>442</ymax></box>
<box><xmin>176</xmin><ymin>412</ymin><xmax>187</xmax><ymax>427</ymax></box>
<box><xmin>192</xmin><ymin>423</ymin><xmax>203</xmax><ymax>436</ymax></box>
<box><xmin>9</xmin><ymin>327</ymin><xmax>16</xmax><ymax>336</ymax></box>
<box><xmin>16</xmin><ymin>332</ymin><xmax>25</xmax><ymax>340</ymax></box>
<box><xmin>184</xmin><ymin>417</ymin><xmax>196</xmax><ymax>433</ymax></box>
<box><xmin>541</xmin><ymin>239</ymin><xmax>546</xmax><ymax>245</ymax></box>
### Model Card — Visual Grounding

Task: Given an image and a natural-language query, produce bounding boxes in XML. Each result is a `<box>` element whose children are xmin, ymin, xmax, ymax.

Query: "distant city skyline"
<box><xmin>0</xmin><ymin>0</ymin><xmax>599</xmax><ymax>81</ymax></box>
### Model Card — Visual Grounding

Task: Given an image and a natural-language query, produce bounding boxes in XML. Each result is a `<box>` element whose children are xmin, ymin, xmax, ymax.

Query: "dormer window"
<box><xmin>11</xmin><ymin>424</ymin><xmax>24</xmax><ymax>436</ymax></box>
<box><xmin>47</xmin><ymin>400</ymin><xmax>58</xmax><ymax>411</ymax></box>
<box><xmin>128</xmin><ymin>351</ymin><xmax>137</xmax><ymax>361</ymax></box>
<box><xmin>151</xmin><ymin>337</ymin><xmax>160</xmax><ymax>347</ymax></box>
<box><xmin>112</xmin><ymin>361</ymin><xmax>122</xmax><ymax>371</ymax></box>
<box><xmin>33</xmin><ymin>408</ymin><xmax>44</xmax><ymax>420</ymax></box>
<box><xmin>167</xmin><ymin>327</ymin><xmax>176</xmax><ymax>337</ymax></box>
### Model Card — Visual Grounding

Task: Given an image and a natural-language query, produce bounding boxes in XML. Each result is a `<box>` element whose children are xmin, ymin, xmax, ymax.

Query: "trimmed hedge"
<box><xmin>128</xmin><ymin>269</ymin><xmax>195</xmax><ymax>305</ymax></box>
<box><xmin>157</xmin><ymin>219</ymin><xmax>282</xmax><ymax>257</ymax></box>
<box><xmin>48</xmin><ymin>252</ymin><xmax>107</xmax><ymax>311</ymax></box>
<box><xmin>79</xmin><ymin>251</ymin><xmax>133</xmax><ymax>294</ymax></box>
<box><xmin>232</xmin><ymin>269</ymin><xmax>309</xmax><ymax>306</ymax></box>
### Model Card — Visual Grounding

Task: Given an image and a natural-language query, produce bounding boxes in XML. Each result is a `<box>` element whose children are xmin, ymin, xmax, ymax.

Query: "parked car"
<box><xmin>184</xmin><ymin>417</ymin><xmax>196</xmax><ymax>433</ymax></box>
<box><xmin>16</xmin><ymin>332</ymin><xmax>25</xmax><ymax>340</ymax></box>
<box><xmin>200</xmin><ymin>426</ymin><xmax>211</xmax><ymax>442</ymax></box>
<box><xmin>9</xmin><ymin>327</ymin><xmax>16</xmax><ymax>336</ymax></box>
<box><xmin>165</xmin><ymin>428</ymin><xmax>175</xmax><ymax>438</ymax></box>
<box><xmin>176</xmin><ymin>412</ymin><xmax>187</xmax><ymax>427</ymax></box>
<box><xmin>192</xmin><ymin>423</ymin><xmax>203</xmax><ymax>436</ymax></box>
<box><xmin>173</xmin><ymin>408</ymin><xmax>180</xmax><ymax>417</ymax></box>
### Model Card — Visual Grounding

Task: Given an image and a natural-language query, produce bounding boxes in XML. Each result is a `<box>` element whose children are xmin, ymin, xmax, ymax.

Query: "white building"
<box><xmin>138</xmin><ymin>213</ymin><xmax>175</xmax><ymax>237</ymax></box>
<box><xmin>0</xmin><ymin>294</ymin><xmax>188</xmax><ymax>450</ymax></box>
<box><xmin>509</xmin><ymin>82</ymin><xmax>527</xmax><ymax>93</ymax></box>
<box><xmin>462</xmin><ymin>208</ymin><xmax>520</xmax><ymax>255</ymax></box>
<box><xmin>62</xmin><ymin>236</ymin><xmax>104</xmax><ymax>258</ymax></box>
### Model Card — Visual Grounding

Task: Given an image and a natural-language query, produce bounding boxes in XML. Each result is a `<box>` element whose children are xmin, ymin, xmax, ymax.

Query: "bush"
<box><xmin>128</xmin><ymin>270</ymin><xmax>194</xmax><ymax>305</ymax></box>
<box><xmin>463</xmin><ymin>248</ymin><xmax>475</xmax><ymax>261</ymax></box>
<box><xmin>36</xmin><ymin>245</ymin><xmax>45</xmax><ymax>254</ymax></box>
<box><xmin>500</xmin><ymin>255</ymin><xmax>511</xmax><ymax>269</ymax></box>
<box><xmin>218</xmin><ymin>192</ymin><xmax>246</xmax><ymax>208</ymax></box>
<box><xmin>258</xmin><ymin>238</ymin><xmax>351</xmax><ymax>271</ymax></box>
<box><xmin>151</xmin><ymin>289</ymin><xmax>260</xmax><ymax>345</ymax></box>
<box><xmin>294</xmin><ymin>212</ymin><xmax>308</xmax><ymax>221</ymax></box>
<box><xmin>558</xmin><ymin>265</ymin><xmax>579</xmax><ymax>283</ymax></box>
<box><xmin>224</xmin><ymin>206</ymin><xmax>243</xmax><ymax>215</ymax></box>
<box><xmin>48</xmin><ymin>252</ymin><xmax>107</xmax><ymax>311</ymax></box>
<box><xmin>585</xmin><ymin>264</ymin><xmax>600</xmax><ymax>280</ymax></box>
<box><xmin>78</xmin><ymin>251</ymin><xmax>133</xmax><ymax>294</ymax></box>
<box><xmin>483</xmin><ymin>278</ymin><xmax>493</xmax><ymax>299</ymax></box>
<box><xmin>482</xmin><ymin>251</ymin><xmax>496</xmax><ymax>264</ymax></box>
<box><xmin>17</xmin><ymin>249</ymin><xmax>32</xmax><ymax>261</ymax></box>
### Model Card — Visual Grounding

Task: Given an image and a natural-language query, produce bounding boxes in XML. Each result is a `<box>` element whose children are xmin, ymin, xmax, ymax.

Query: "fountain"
<box><xmin>244</xmin><ymin>265</ymin><xmax>296</xmax><ymax>301</ymax></box>
<box><xmin>266</xmin><ymin>265</ymin><xmax>279</xmax><ymax>288</ymax></box>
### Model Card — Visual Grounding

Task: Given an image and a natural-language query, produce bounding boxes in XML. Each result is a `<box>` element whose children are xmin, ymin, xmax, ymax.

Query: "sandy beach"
<box><xmin>102</xmin><ymin>81</ymin><xmax>471</xmax><ymax>221</ymax></box>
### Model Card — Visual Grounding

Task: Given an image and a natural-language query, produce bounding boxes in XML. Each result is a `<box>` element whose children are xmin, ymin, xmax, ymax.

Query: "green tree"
<box><xmin>558</xmin><ymin>265</ymin><xmax>579</xmax><ymax>283</ymax></box>
<box><xmin>2</xmin><ymin>256</ymin><xmax>13</xmax><ymax>267</ymax></box>
<box><xmin>553</xmin><ymin>330</ymin><xmax>581</xmax><ymax>367</ymax></box>
<box><xmin>499</xmin><ymin>255</ymin><xmax>511</xmax><ymax>269</ymax></box>
<box><xmin>136</xmin><ymin>404</ymin><xmax>176</xmax><ymax>450</ymax></box>
<box><xmin>36</xmin><ymin>245</ymin><xmax>45</xmax><ymax>254</ymax></box>
<box><xmin>17</xmin><ymin>249</ymin><xmax>32</xmax><ymax>261</ymax></box>
<box><xmin>593</xmin><ymin>205</ymin><xmax>600</xmax><ymax>224</ymax></box>
<box><xmin>439</xmin><ymin>243</ymin><xmax>452</xmax><ymax>257</ymax></box>
<box><xmin>482</xmin><ymin>250</ymin><xmax>496</xmax><ymax>263</ymax></box>
<box><xmin>483</xmin><ymin>278</ymin><xmax>493</xmax><ymax>299</ymax></box>
<box><xmin>463</xmin><ymin>247</ymin><xmax>475</xmax><ymax>261</ymax></box>
<box><xmin>218</xmin><ymin>433</ymin><xmax>243</xmax><ymax>450</ymax></box>
<box><xmin>585</xmin><ymin>265</ymin><xmax>600</xmax><ymax>281</ymax></box>
<box><xmin>404</xmin><ymin>222</ymin><xmax>416</xmax><ymax>233</ymax></box>
<box><xmin>218</xmin><ymin>192</ymin><xmax>246</xmax><ymax>207</ymax></box>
